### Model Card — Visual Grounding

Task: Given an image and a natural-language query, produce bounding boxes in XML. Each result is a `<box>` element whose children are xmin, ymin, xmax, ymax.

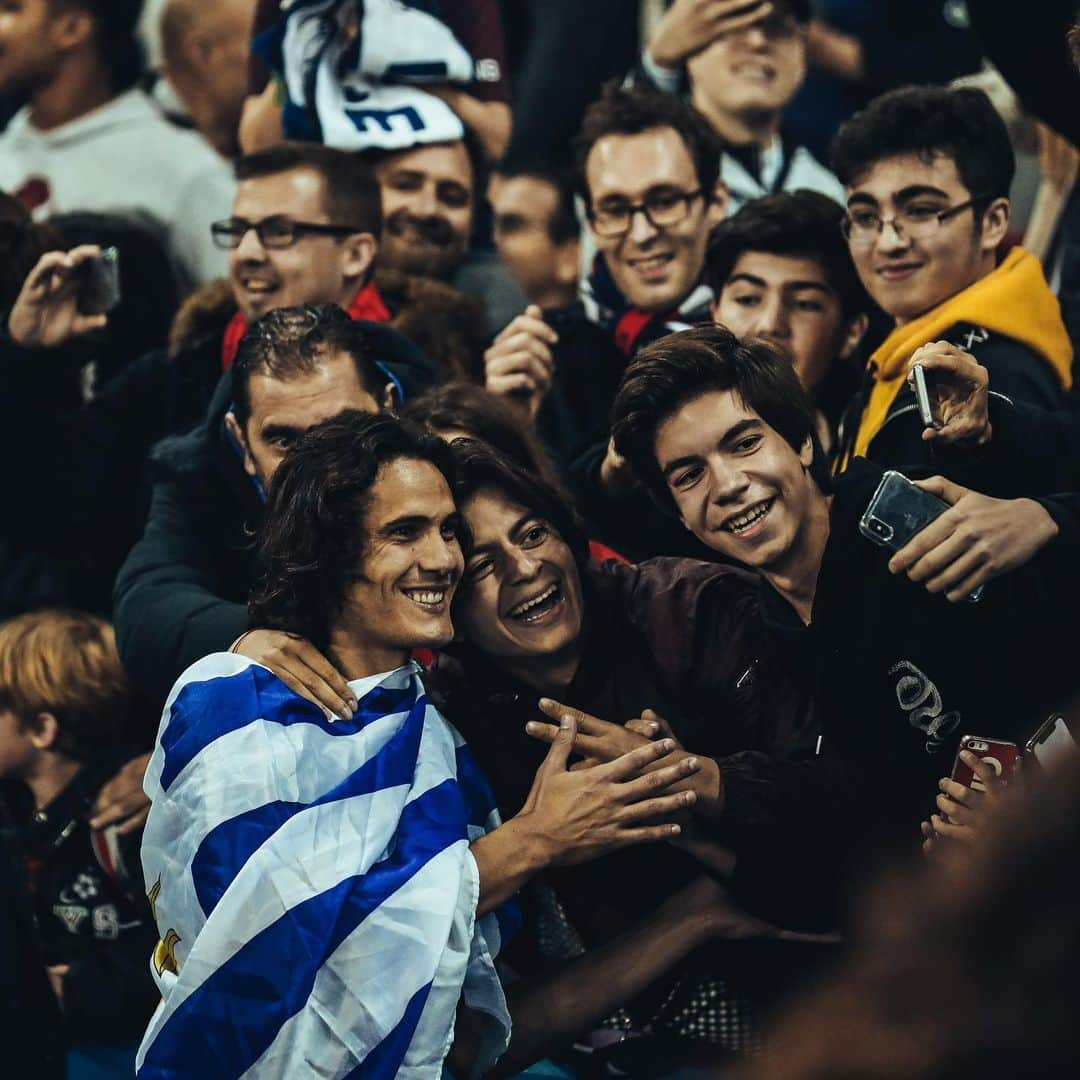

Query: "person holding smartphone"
<box><xmin>608</xmin><ymin>324</ymin><xmax>1080</xmax><ymax>920</ymax></box>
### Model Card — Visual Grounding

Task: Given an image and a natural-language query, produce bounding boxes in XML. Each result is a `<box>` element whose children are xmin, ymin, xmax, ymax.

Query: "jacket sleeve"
<box><xmin>980</xmin><ymin>397</ymin><xmax>1080</xmax><ymax>494</ymax></box>
<box><xmin>113</xmin><ymin>478</ymin><xmax>248</xmax><ymax>708</ymax></box>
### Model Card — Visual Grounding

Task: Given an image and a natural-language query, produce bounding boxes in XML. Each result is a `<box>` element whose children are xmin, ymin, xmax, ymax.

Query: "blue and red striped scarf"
<box><xmin>582</xmin><ymin>252</ymin><xmax>714</xmax><ymax>357</ymax></box>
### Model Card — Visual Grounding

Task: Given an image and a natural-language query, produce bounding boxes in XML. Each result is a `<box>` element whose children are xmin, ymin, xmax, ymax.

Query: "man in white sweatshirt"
<box><xmin>0</xmin><ymin>0</ymin><xmax>234</xmax><ymax>289</ymax></box>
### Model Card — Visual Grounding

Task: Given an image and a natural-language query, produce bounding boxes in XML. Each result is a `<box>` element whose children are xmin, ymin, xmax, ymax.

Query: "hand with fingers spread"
<box><xmin>905</xmin><ymin>342</ymin><xmax>991</xmax><ymax>447</ymax></box>
<box><xmin>888</xmin><ymin>477</ymin><xmax>1059</xmax><ymax>602</ymax></box>
<box><xmin>483</xmin><ymin>305</ymin><xmax>559</xmax><ymax>422</ymax></box>
<box><xmin>7</xmin><ymin>246</ymin><xmax>110</xmax><ymax>348</ymax></box>
<box><xmin>649</xmin><ymin>0</ymin><xmax>774</xmax><ymax>69</ymax></box>
<box><xmin>518</xmin><ymin>712</ymin><xmax>701</xmax><ymax>868</ymax></box>
<box><xmin>527</xmin><ymin>698</ymin><xmax>723</xmax><ymax>818</ymax></box>
<box><xmin>89</xmin><ymin>752</ymin><xmax>152</xmax><ymax>834</ymax></box>
<box><xmin>921</xmin><ymin>749</ymin><xmax>1009</xmax><ymax>855</ymax></box>
<box><xmin>231</xmin><ymin>629</ymin><xmax>358</xmax><ymax>721</ymax></box>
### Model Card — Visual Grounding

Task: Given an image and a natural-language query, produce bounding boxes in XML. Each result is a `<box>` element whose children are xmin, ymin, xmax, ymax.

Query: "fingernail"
<box><xmin>683</xmin><ymin>791</ymin><xmax>697</xmax><ymax>806</ymax></box>
<box><xmin>560</xmin><ymin>716</ymin><xmax>571</xmax><ymax>730</ymax></box>
<box><xmin>685</xmin><ymin>757</ymin><xmax>699</xmax><ymax>770</ymax></box>
<box><xmin>670</xmin><ymin>824</ymin><xmax>681</xmax><ymax>836</ymax></box>
<box><xmin>939</xmin><ymin>779</ymin><xmax>949</xmax><ymax>790</ymax></box>
<box><xmin>539</xmin><ymin>697</ymin><xmax>553</xmax><ymax>708</ymax></box>
<box><xmin>647</xmin><ymin>721</ymin><xmax>659</xmax><ymax>734</ymax></box>
<box><xmin>659</xmin><ymin>739</ymin><xmax>674</xmax><ymax>752</ymax></box>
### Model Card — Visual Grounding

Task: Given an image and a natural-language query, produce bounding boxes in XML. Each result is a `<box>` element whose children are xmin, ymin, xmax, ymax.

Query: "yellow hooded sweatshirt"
<box><xmin>843</xmin><ymin>247</ymin><xmax>1072</xmax><ymax>469</ymax></box>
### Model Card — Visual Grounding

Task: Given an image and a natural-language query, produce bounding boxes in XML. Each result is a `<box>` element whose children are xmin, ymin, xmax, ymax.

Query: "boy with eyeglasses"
<box><xmin>830</xmin><ymin>84</ymin><xmax>1073</xmax><ymax>472</ymax></box>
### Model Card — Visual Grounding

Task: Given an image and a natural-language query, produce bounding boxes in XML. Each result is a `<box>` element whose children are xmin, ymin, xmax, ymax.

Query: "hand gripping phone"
<box><xmin>950</xmin><ymin>734</ymin><xmax>1020</xmax><ymax>790</ymax></box>
<box><xmin>859</xmin><ymin>470</ymin><xmax>983</xmax><ymax>601</ymax></box>
<box><xmin>76</xmin><ymin>246</ymin><xmax>121</xmax><ymax>316</ymax></box>
<box><xmin>912</xmin><ymin>362</ymin><xmax>940</xmax><ymax>429</ymax></box>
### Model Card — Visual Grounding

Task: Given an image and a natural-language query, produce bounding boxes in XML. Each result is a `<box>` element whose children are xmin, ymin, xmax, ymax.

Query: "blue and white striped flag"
<box><xmin>137</xmin><ymin>653</ymin><xmax>511</xmax><ymax>1079</ymax></box>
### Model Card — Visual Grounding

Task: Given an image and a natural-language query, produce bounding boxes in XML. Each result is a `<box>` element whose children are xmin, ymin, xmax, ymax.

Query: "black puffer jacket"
<box><xmin>113</xmin><ymin>323</ymin><xmax>436</xmax><ymax>710</ymax></box>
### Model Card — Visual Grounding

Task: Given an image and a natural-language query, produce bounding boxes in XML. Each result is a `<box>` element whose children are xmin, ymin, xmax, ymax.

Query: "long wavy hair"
<box><xmin>247</xmin><ymin>410</ymin><xmax>457</xmax><ymax>652</ymax></box>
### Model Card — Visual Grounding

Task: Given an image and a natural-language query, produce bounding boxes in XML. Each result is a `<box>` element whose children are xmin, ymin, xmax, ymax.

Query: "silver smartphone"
<box><xmin>859</xmin><ymin>470</ymin><xmax>982</xmax><ymax>601</ymax></box>
<box><xmin>912</xmin><ymin>363</ymin><xmax>939</xmax><ymax>428</ymax></box>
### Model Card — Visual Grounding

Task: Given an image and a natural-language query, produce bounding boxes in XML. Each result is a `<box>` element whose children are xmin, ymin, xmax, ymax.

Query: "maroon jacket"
<box><xmin>432</xmin><ymin>557</ymin><xmax>816</xmax><ymax>951</ymax></box>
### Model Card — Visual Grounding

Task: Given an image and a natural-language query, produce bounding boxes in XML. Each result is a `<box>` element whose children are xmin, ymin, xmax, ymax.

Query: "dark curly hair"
<box><xmin>830</xmin><ymin>85</ymin><xmax>1015</xmax><ymax>207</ymax></box>
<box><xmin>574</xmin><ymin>81</ymin><xmax>721</xmax><ymax>206</ymax></box>
<box><xmin>248</xmin><ymin>411</ymin><xmax>457</xmax><ymax>652</ymax></box>
<box><xmin>706</xmin><ymin>190</ymin><xmax>871</xmax><ymax>320</ymax></box>
<box><xmin>400</xmin><ymin>381</ymin><xmax>568</xmax><ymax>498</ymax></box>
<box><xmin>612</xmin><ymin>324</ymin><xmax>827</xmax><ymax>514</ymax></box>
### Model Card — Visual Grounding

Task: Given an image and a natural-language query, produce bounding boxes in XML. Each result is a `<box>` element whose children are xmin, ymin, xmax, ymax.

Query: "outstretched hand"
<box><xmin>527</xmin><ymin>699</ymin><xmax>723</xmax><ymax>815</ymax></box>
<box><xmin>519</xmin><ymin>712</ymin><xmax>702</xmax><ymax>866</ymax></box>
<box><xmin>7</xmin><ymin>247</ymin><xmax>109</xmax><ymax>348</ymax></box>
<box><xmin>888</xmin><ymin>477</ymin><xmax>1059</xmax><ymax>602</ymax></box>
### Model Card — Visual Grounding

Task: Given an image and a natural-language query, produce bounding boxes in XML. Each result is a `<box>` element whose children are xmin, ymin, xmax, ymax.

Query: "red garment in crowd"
<box><xmin>219</xmin><ymin>280</ymin><xmax>392</xmax><ymax>370</ymax></box>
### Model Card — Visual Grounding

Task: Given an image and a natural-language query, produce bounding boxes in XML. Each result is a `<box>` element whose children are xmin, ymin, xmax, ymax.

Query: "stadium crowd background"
<box><xmin>2</xmin><ymin>0</ymin><xmax>1080</xmax><ymax>1076</ymax></box>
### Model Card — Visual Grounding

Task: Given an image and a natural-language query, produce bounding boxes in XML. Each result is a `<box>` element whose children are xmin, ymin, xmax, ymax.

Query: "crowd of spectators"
<box><xmin>2</xmin><ymin>1</ymin><xmax>1080</xmax><ymax>1077</ymax></box>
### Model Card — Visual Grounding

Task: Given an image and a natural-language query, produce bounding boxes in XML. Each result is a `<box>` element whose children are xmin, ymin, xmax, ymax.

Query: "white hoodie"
<box><xmin>0</xmin><ymin>89</ymin><xmax>235</xmax><ymax>290</ymax></box>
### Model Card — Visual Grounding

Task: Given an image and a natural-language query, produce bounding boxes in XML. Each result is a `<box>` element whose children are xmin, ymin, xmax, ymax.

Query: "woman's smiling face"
<box><xmin>454</xmin><ymin>488</ymin><xmax>585</xmax><ymax>669</ymax></box>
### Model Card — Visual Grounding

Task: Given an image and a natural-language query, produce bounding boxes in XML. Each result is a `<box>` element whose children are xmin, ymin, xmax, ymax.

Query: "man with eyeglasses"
<box><xmin>830</xmin><ymin>84</ymin><xmax>1072</xmax><ymax>473</ymax></box>
<box><xmin>637</xmin><ymin>0</ymin><xmax>845</xmax><ymax>213</ymax></box>
<box><xmin>482</xmin><ymin>84</ymin><xmax>727</xmax><ymax>559</ymax></box>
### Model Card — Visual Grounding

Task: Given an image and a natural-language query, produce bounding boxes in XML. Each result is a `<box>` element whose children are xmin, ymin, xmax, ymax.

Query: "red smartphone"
<box><xmin>950</xmin><ymin>735</ymin><xmax>1020</xmax><ymax>790</ymax></box>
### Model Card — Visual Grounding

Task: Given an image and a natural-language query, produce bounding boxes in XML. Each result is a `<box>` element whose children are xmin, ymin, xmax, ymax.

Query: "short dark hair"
<box><xmin>612</xmin><ymin>324</ymin><xmax>826</xmax><ymax>512</ymax></box>
<box><xmin>494</xmin><ymin>163</ymin><xmax>579</xmax><ymax>245</ymax></box>
<box><xmin>363</xmin><ymin>132</ymin><xmax>486</xmax><ymax>205</ymax></box>
<box><xmin>400</xmin><ymin>381</ymin><xmax>567</xmax><ymax>496</ymax></box>
<box><xmin>448</xmin><ymin>438</ymin><xmax>591</xmax><ymax>572</ymax></box>
<box><xmin>574</xmin><ymin>81</ymin><xmax>721</xmax><ymax>205</ymax></box>
<box><xmin>232</xmin><ymin>305</ymin><xmax>389</xmax><ymax>430</ymax></box>
<box><xmin>234</xmin><ymin>143</ymin><xmax>383</xmax><ymax>236</ymax></box>
<box><xmin>248</xmin><ymin>411</ymin><xmax>457</xmax><ymax>652</ymax></box>
<box><xmin>706</xmin><ymin>191</ymin><xmax>871</xmax><ymax>319</ymax></box>
<box><xmin>830</xmin><ymin>85</ymin><xmax>1015</xmax><ymax>205</ymax></box>
<box><xmin>52</xmin><ymin>0</ymin><xmax>144</xmax><ymax>88</ymax></box>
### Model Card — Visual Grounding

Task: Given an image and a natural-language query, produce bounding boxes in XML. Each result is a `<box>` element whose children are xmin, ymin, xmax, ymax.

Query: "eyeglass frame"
<box><xmin>586</xmin><ymin>188</ymin><xmax>706</xmax><ymax>238</ymax></box>
<box><xmin>840</xmin><ymin>194</ymin><xmax>993</xmax><ymax>246</ymax></box>
<box><xmin>210</xmin><ymin>215</ymin><xmax>366</xmax><ymax>250</ymax></box>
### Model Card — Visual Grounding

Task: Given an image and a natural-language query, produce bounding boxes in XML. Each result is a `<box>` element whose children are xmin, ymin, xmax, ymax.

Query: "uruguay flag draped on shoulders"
<box><xmin>137</xmin><ymin>653</ymin><xmax>513</xmax><ymax>1079</ymax></box>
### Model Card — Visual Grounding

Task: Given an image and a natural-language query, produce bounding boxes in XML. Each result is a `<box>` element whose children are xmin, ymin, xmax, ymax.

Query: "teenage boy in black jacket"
<box><xmin>609</xmin><ymin>325</ymin><xmax>1080</xmax><ymax>918</ymax></box>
